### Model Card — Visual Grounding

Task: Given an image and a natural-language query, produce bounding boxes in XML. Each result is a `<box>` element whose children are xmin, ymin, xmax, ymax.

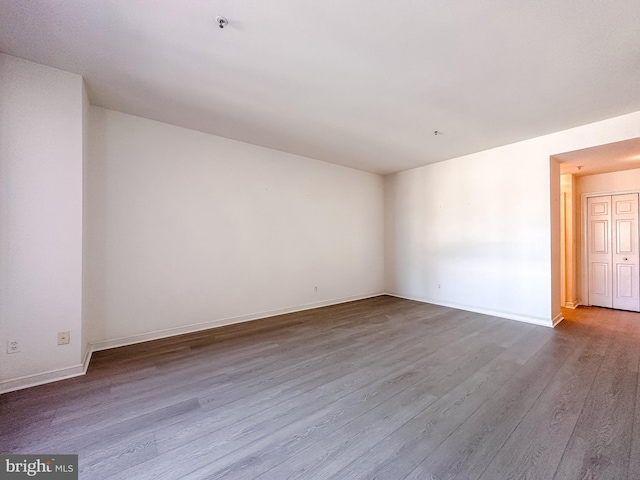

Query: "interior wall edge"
<box><xmin>552</xmin><ymin>312</ymin><xmax>564</xmax><ymax>327</ymax></box>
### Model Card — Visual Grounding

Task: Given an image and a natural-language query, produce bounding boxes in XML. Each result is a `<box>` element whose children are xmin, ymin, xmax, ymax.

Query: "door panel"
<box><xmin>617</xmin><ymin>220</ymin><xmax>633</xmax><ymax>253</ymax></box>
<box><xmin>591</xmin><ymin>200</ymin><xmax>608</xmax><ymax>215</ymax></box>
<box><xmin>616</xmin><ymin>200</ymin><xmax>633</xmax><ymax>214</ymax></box>
<box><xmin>592</xmin><ymin>220</ymin><xmax>609</xmax><ymax>253</ymax></box>
<box><xmin>588</xmin><ymin>196</ymin><xmax>612</xmax><ymax>308</ymax></box>
<box><xmin>617</xmin><ymin>264</ymin><xmax>633</xmax><ymax>298</ymax></box>
<box><xmin>612</xmin><ymin>193</ymin><xmax>639</xmax><ymax>311</ymax></box>
<box><xmin>592</xmin><ymin>263</ymin><xmax>609</xmax><ymax>296</ymax></box>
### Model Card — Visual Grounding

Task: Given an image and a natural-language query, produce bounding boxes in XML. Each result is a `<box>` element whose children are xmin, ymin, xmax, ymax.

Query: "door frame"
<box><xmin>580</xmin><ymin>188</ymin><xmax>640</xmax><ymax>307</ymax></box>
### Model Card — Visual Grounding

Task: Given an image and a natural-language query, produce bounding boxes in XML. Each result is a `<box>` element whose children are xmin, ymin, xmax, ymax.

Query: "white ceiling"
<box><xmin>1</xmin><ymin>1</ymin><xmax>639</xmax><ymax>174</ymax></box>
<box><xmin>556</xmin><ymin>137</ymin><xmax>640</xmax><ymax>177</ymax></box>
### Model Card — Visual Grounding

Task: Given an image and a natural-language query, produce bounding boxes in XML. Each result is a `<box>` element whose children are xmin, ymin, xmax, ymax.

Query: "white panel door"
<box><xmin>587</xmin><ymin>193</ymin><xmax>640</xmax><ymax>312</ymax></box>
<box><xmin>611</xmin><ymin>193</ymin><xmax>640</xmax><ymax>311</ymax></box>
<box><xmin>588</xmin><ymin>196</ymin><xmax>612</xmax><ymax>308</ymax></box>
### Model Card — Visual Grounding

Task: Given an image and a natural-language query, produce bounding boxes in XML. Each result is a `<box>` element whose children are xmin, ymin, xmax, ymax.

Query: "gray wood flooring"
<box><xmin>2</xmin><ymin>296</ymin><xmax>640</xmax><ymax>479</ymax></box>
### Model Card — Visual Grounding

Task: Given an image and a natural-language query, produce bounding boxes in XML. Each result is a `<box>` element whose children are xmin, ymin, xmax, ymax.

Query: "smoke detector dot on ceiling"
<box><xmin>216</xmin><ymin>16</ymin><xmax>228</xmax><ymax>29</ymax></box>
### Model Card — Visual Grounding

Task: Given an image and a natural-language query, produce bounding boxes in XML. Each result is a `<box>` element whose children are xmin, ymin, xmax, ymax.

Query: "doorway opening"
<box><xmin>554</xmin><ymin>137</ymin><xmax>640</xmax><ymax>313</ymax></box>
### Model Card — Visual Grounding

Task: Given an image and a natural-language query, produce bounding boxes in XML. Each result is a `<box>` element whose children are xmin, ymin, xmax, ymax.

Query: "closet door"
<box><xmin>588</xmin><ymin>196</ymin><xmax>612</xmax><ymax>308</ymax></box>
<box><xmin>587</xmin><ymin>193</ymin><xmax>640</xmax><ymax>312</ymax></box>
<box><xmin>611</xmin><ymin>193</ymin><xmax>640</xmax><ymax>311</ymax></box>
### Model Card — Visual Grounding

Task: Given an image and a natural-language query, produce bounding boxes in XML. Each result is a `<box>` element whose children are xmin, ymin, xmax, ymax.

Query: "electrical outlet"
<box><xmin>7</xmin><ymin>339</ymin><xmax>19</xmax><ymax>354</ymax></box>
<box><xmin>58</xmin><ymin>331</ymin><xmax>70</xmax><ymax>345</ymax></box>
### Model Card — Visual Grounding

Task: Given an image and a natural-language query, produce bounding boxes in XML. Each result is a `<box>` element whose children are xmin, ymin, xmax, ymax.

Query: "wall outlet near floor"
<box><xmin>7</xmin><ymin>339</ymin><xmax>20</xmax><ymax>354</ymax></box>
<box><xmin>58</xmin><ymin>331</ymin><xmax>70</xmax><ymax>345</ymax></box>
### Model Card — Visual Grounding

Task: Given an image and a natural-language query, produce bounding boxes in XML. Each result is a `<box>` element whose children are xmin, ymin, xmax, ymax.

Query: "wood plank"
<box><xmin>1</xmin><ymin>298</ymin><xmax>639</xmax><ymax>480</ymax></box>
<box><xmin>405</xmin><ymin>335</ymin><xmax>573</xmax><ymax>479</ymax></box>
<box><xmin>630</xmin><ymin>355</ymin><xmax>640</xmax><ymax>480</ymax></box>
<box><xmin>477</xmin><ymin>333</ymin><xmax>608</xmax><ymax>480</ymax></box>
<box><xmin>553</xmin><ymin>337</ymin><xmax>640</xmax><ymax>480</ymax></box>
<box><xmin>318</xmin><ymin>327</ymin><xmax>554</xmax><ymax>480</ymax></box>
<box><xmin>188</xmin><ymin>344</ymin><xmax>507</xmax><ymax>480</ymax></box>
<box><xmin>114</xmin><ymin>317</ymin><xmax>500</xmax><ymax>479</ymax></box>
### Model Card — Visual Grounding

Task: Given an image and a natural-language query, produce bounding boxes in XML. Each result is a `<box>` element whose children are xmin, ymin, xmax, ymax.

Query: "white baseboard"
<box><xmin>0</xmin><ymin>364</ymin><xmax>85</xmax><ymax>395</ymax></box>
<box><xmin>88</xmin><ymin>292</ymin><xmax>385</xmax><ymax>353</ymax></box>
<box><xmin>82</xmin><ymin>343</ymin><xmax>93</xmax><ymax>373</ymax></box>
<box><xmin>564</xmin><ymin>300</ymin><xmax>579</xmax><ymax>309</ymax></box>
<box><xmin>1</xmin><ymin>292</ymin><xmax>384</xmax><ymax>394</ymax></box>
<box><xmin>386</xmin><ymin>292</ymin><xmax>556</xmax><ymax>328</ymax></box>
<box><xmin>552</xmin><ymin>312</ymin><xmax>565</xmax><ymax>326</ymax></box>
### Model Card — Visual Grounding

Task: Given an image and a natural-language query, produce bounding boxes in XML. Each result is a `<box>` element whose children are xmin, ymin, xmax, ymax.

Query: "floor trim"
<box><xmin>386</xmin><ymin>292</ymin><xmax>555</xmax><ymax>328</ymax></box>
<box><xmin>88</xmin><ymin>292</ymin><xmax>385</xmax><ymax>354</ymax></box>
<box><xmin>1</xmin><ymin>292</ymin><xmax>385</xmax><ymax>394</ymax></box>
<box><xmin>0</xmin><ymin>364</ymin><xmax>85</xmax><ymax>395</ymax></box>
<box><xmin>552</xmin><ymin>312</ymin><xmax>565</xmax><ymax>327</ymax></box>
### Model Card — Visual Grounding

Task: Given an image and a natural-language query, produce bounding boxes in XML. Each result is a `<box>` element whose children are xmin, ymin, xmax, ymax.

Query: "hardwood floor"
<box><xmin>2</xmin><ymin>296</ymin><xmax>640</xmax><ymax>479</ymax></box>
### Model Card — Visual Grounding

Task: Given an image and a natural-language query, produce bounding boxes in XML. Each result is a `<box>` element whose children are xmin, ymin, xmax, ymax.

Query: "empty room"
<box><xmin>2</xmin><ymin>1</ymin><xmax>640</xmax><ymax>479</ymax></box>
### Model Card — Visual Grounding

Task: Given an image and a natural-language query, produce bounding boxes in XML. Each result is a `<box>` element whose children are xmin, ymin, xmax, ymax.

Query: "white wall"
<box><xmin>385</xmin><ymin>143</ymin><xmax>554</xmax><ymax>325</ymax></box>
<box><xmin>385</xmin><ymin>111</ymin><xmax>640</xmax><ymax>326</ymax></box>
<box><xmin>560</xmin><ymin>174</ymin><xmax>577</xmax><ymax>308</ymax></box>
<box><xmin>81</xmin><ymin>80</ymin><xmax>90</xmax><ymax>361</ymax></box>
<box><xmin>550</xmin><ymin>157</ymin><xmax>561</xmax><ymax>320</ymax></box>
<box><xmin>577</xmin><ymin>167</ymin><xmax>640</xmax><ymax>194</ymax></box>
<box><xmin>84</xmin><ymin>107</ymin><xmax>384</xmax><ymax>347</ymax></box>
<box><xmin>0</xmin><ymin>54</ymin><xmax>84</xmax><ymax>391</ymax></box>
